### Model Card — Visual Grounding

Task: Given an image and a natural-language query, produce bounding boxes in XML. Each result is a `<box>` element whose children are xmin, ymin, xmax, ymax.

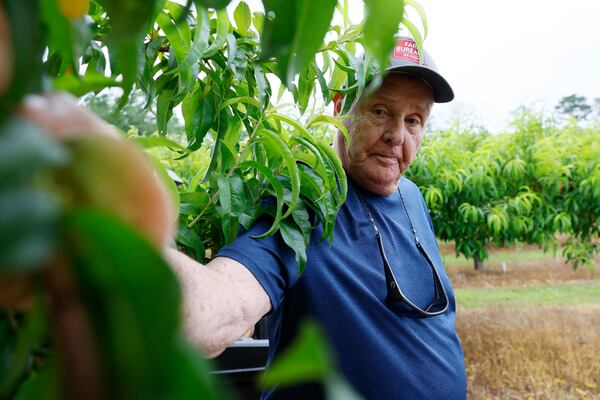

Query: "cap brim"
<box><xmin>386</xmin><ymin>65</ymin><xmax>454</xmax><ymax>103</ymax></box>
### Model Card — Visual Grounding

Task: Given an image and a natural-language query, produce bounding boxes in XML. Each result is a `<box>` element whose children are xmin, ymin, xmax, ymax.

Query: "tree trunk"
<box><xmin>474</xmin><ymin>256</ymin><xmax>484</xmax><ymax>271</ymax></box>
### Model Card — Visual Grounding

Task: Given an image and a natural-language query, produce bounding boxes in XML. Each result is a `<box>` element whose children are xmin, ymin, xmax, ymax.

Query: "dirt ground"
<box><xmin>441</xmin><ymin>243</ymin><xmax>600</xmax><ymax>399</ymax></box>
<box><xmin>441</xmin><ymin>243</ymin><xmax>599</xmax><ymax>289</ymax></box>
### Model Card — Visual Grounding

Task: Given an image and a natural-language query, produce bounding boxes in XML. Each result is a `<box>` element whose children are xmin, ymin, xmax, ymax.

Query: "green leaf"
<box><xmin>156</xmin><ymin>76</ymin><xmax>178</xmax><ymax>136</ymax></box>
<box><xmin>404</xmin><ymin>0</ymin><xmax>428</xmax><ymax>40</ymax></box>
<box><xmin>313</xmin><ymin>62</ymin><xmax>330</xmax><ymax>103</ymax></box>
<box><xmin>157</xmin><ymin>9</ymin><xmax>194</xmax><ymax>95</ymax></box>
<box><xmin>254</xmin><ymin>63</ymin><xmax>269</xmax><ymax>107</ymax></box>
<box><xmin>131</xmin><ymin>135</ymin><xmax>185</xmax><ymax>151</ymax></box>
<box><xmin>298</xmin><ymin>167</ymin><xmax>326</xmax><ymax>205</ymax></box>
<box><xmin>297</xmin><ymin>64</ymin><xmax>316</xmax><ymax>114</ymax></box>
<box><xmin>316</xmin><ymin>141</ymin><xmax>347</xmax><ymax>211</ymax></box>
<box><xmin>0</xmin><ymin>301</ymin><xmax>48</xmax><ymax>398</ymax></box>
<box><xmin>102</xmin><ymin>0</ymin><xmax>159</xmax><ymax>96</ymax></box>
<box><xmin>203</xmin><ymin>9</ymin><xmax>229</xmax><ymax>58</ymax></box>
<box><xmin>182</xmin><ymin>86</ymin><xmax>216</xmax><ymax>150</ymax></box>
<box><xmin>240</xmin><ymin>161</ymin><xmax>284</xmax><ymax>239</ymax></box>
<box><xmin>194</xmin><ymin>0</ymin><xmax>232</xmax><ymax>10</ymax></box>
<box><xmin>234</xmin><ymin>1</ymin><xmax>252</xmax><ymax>35</ymax></box>
<box><xmin>218</xmin><ymin>96</ymin><xmax>261</xmax><ymax>112</ymax></box>
<box><xmin>291</xmin><ymin>202</ymin><xmax>312</xmax><ymax>249</ymax></box>
<box><xmin>401</xmin><ymin>19</ymin><xmax>424</xmax><ymax>64</ymax></box>
<box><xmin>0</xmin><ymin>118</ymin><xmax>67</xmax><ymax>271</ymax></box>
<box><xmin>12</xmin><ymin>360</ymin><xmax>61</xmax><ymax>400</ymax></box>
<box><xmin>252</xmin><ymin>129</ymin><xmax>300</xmax><ymax>219</ymax></box>
<box><xmin>52</xmin><ymin>72</ymin><xmax>122</xmax><ymax>97</ymax></box>
<box><xmin>290</xmin><ymin>137</ymin><xmax>339</xmax><ymax>241</ymax></box>
<box><xmin>328</xmin><ymin>54</ymin><xmax>348</xmax><ymax>94</ymax></box>
<box><xmin>218</xmin><ymin>139</ymin><xmax>237</xmax><ymax>173</ymax></box>
<box><xmin>363</xmin><ymin>0</ymin><xmax>405</xmax><ymax>71</ymax></box>
<box><xmin>217</xmin><ymin>173</ymin><xmax>245</xmax><ymax>242</ymax></box>
<box><xmin>268</xmin><ymin>112</ymin><xmax>310</xmax><ymax>137</ymax></box>
<box><xmin>179</xmin><ymin>191</ymin><xmax>210</xmax><ymax>215</ymax></box>
<box><xmin>261</xmin><ymin>319</ymin><xmax>333</xmax><ymax>388</ymax></box>
<box><xmin>66</xmin><ymin>209</ymin><xmax>219</xmax><ymax>399</ymax></box>
<box><xmin>0</xmin><ymin>117</ymin><xmax>69</xmax><ymax>184</ymax></box>
<box><xmin>217</xmin><ymin>173</ymin><xmax>244</xmax><ymax>217</ymax></box>
<box><xmin>180</xmin><ymin>6</ymin><xmax>210</xmax><ymax>94</ymax></box>
<box><xmin>229</xmin><ymin>36</ymin><xmax>249</xmax><ymax>81</ymax></box>
<box><xmin>223</xmin><ymin>115</ymin><xmax>243</xmax><ymax>148</ymax></box>
<box><xmin>279</xmin><ymin>217</ymin><xmax>308</xmax><ymax>274</ymax></box>
<box><xmin>177</xmin><ymin>225</ymin><xmax>205</xmax><ymax>260</ymax></box>
<box><xmin>252</xmin><ymin>11</ymin><xmax>265</xmax><ymax>35</ymax></box>
<box><xmin>146</xmin><ymin>153</ymin><xmax>181</xmax><ymax>216</ymax></box>
<box><xmin>261</xmin><ymin>0</ymin><xmax>337</xmax><ymax>86</ymax></box>
<box><xmin>307</xmin><ymin>115</ymin><xmax>350</xmax><ymax>148</ymax></box>
<box><xmin>41</xmin><ymin>0</ymin><xmax>76</xmax><ymax>74</ymax></box>
<box><xmin>0</xmin><ymin>0</ymin><xmax>44</xmax><ymax>111</ymax></box>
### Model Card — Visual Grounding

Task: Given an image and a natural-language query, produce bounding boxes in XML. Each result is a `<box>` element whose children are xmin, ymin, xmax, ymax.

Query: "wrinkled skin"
<box><xmin>335</xmin><ymin>74</ymin><xmax>434</xmax><ymax>195</ymax></box>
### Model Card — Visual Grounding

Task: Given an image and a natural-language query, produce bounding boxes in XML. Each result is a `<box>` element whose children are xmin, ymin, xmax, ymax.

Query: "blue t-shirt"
<box><xmin>218</xmin><ymin>177</ymin><xmax>466</xmax><ymax>399</ymax></box>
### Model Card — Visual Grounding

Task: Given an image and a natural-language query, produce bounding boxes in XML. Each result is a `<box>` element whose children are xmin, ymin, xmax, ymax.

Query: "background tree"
<box><xmin>555</xmin><ymin>94</ymin><xmax>592</xmax><ymax>121</ymax></box>
<box><xmin>407</xmin><ymin>109</ymin><xmax>600</xmax><ymax>271</ymax></box>
<box><xmin>80</xmin><ymin>90</ymin><xmax>184</xmax><ymax>136</ymax></box>
<box><xmin>592</xmin><ymin>97</ymin><xmax>600</xmax><ymax>120</ymax></box>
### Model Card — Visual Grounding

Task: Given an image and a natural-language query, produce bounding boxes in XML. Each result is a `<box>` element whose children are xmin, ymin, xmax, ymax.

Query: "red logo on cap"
<box><xmin>392</xmin><ymin>39</ymin><xmax>420</xmax><ymax>64</ymax></box>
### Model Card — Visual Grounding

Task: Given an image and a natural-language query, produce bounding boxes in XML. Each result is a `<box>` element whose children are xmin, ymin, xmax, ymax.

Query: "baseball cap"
<box><xmin>384</xmin><ymin>36</ymin><xmax>454</xmax><ymax>103</ymax></box>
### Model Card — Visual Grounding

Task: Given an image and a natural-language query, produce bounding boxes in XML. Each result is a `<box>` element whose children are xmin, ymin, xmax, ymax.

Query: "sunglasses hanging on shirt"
<box><xmin>356</xmin><ymin>186</ymin><xmax>449</xmax><ymax>318</ymax></box>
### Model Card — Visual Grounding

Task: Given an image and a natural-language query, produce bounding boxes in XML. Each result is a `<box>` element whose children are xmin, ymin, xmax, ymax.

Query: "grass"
<box><xmin>441</xmin><ymin>247</ymin><xmax>560</xmax><ymax>268</ymax></box>
<box><xmin>458</xmin><ymin>305</ymin><xmax>600</xmax><ymax>400</ymax></box>
<box><xmin>455</xmin><ymin>281</ymin><xmax>600</xmax><ymax>308</ymax></box>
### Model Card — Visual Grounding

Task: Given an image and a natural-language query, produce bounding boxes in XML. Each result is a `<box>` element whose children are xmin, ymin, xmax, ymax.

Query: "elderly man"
<box><xmin>167</xmin><ymin>37</ymin><xmax>466</xmax><ymax>399</ymax></box>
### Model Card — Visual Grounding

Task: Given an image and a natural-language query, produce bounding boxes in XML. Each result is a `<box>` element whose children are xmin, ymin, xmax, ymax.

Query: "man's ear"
<box><xmin>332</xmin><ymin>92</ymin><xmax>344</xmax><ymax>116</ymax></box>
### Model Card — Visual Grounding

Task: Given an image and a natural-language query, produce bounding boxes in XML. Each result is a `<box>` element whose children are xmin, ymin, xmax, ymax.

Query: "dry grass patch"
<box><xmin>457</xmin><ymin>305</ymin><xmax>600</xmax><ymax>399</ymax></box>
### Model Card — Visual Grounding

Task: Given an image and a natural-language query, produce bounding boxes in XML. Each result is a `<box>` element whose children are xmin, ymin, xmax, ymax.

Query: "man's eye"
<box><xmin>372</xmin><ymin>108</ymin><xmax>387</xmax><ymax>118</ymax></box>
<box><xmin>405</xmin><ymin>117</ymin><xmax>422</xmax><ymax>126</ymax></box>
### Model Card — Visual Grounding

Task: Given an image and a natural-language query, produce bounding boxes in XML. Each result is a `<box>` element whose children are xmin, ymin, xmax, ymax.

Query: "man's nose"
<box><xmin>382</xmin><ymin>117</ymin><xmax>406</xmax><ymax>145</ymax></box>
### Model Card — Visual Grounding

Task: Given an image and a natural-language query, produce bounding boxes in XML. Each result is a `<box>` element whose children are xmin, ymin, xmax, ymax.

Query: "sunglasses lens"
<box><xmin>382</xmin><ymin>243</ymin><xmax>448</xmax><ymax>318</ymax></box>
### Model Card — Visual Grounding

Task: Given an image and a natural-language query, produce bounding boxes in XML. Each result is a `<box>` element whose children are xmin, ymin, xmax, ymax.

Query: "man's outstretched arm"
<box><xmin>18</xmin><ymin>92</ymin><xmax>272</xmax><ymax>359</ymax></box>
<box><xmin>164</xmin><ymin>249</ymin><xmax>272</xmax><ymax>358</ymax></box>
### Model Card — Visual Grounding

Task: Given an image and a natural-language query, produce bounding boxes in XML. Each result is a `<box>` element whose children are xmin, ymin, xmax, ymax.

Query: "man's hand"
<box><xmin>19</xmin><ymin>93</ymin><xmax>120</xmax><ymax>140</ymax></box>
<box><xmin>13</xmin><ymin>92</ymin><xmax>272</xmax><ymax>357</ymax></box>
<box><xmin>18</xmin><ymin>92</ymin><xmax>177</xmax><ymax>248</ymax></box>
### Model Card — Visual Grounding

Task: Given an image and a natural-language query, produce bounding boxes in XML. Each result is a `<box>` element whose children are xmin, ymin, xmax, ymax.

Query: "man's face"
<box><xmin>336</xmin><ymin>74</ymin><xmax>434</xmax><ymax>195</ymax></box>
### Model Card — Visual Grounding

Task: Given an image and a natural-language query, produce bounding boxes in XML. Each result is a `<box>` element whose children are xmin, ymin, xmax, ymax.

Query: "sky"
<box><xmin>398</xmin><ymin>0</ymin><xmax>600</xmax><ymax>132</ymax></box>
<box><xmin>208</xmin><ymin>0</ymin><xmax>600</xmax><ymax>133</ymax></box>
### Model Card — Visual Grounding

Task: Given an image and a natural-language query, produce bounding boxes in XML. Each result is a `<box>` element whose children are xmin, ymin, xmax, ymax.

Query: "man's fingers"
<box><xmin>19</xmin><ymin>93</ymin><xmax>120</xmax><ymax>140</ymax></box>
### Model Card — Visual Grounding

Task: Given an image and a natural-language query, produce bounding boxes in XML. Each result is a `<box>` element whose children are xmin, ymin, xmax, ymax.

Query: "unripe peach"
<box><xmin>60</xmin><ymin>134</ymin><xmax>176</xmax><ymax>248</ymax></box>
<box><xmin>58</xmin><ymin>0</ymin><xmax>89</xmax><ymax>19</ymax></box>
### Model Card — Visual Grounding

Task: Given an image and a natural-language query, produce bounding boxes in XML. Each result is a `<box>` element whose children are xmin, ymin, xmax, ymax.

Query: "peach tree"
<box><xmin>406</xmin><ymin>111</ymin><xmax>600</xmax><ymax>271</ymax></box>
<box><xmin>0</xmin><ymin>0</ymin><xmax>427</xmax><ymax>398</ymax></box>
